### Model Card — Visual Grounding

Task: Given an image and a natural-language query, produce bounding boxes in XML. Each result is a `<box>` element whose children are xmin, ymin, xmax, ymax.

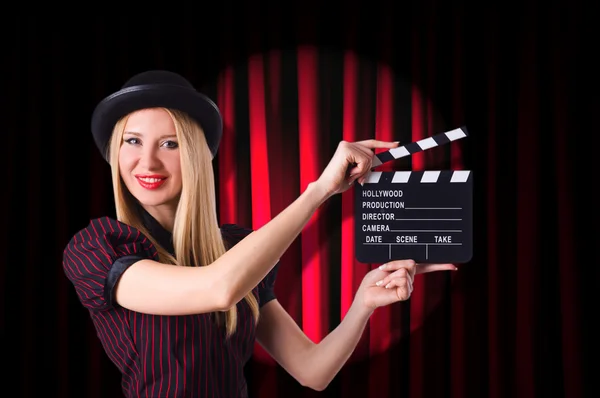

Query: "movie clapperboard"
<box><xmin>355</xmin><ymin>126</ymin><xmax>472</xmax><ymax>264</ymax></box>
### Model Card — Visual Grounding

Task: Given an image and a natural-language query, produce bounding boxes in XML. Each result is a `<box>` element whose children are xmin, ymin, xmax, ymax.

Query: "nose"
<box><xmin>138</xmin><ymin>146</ymin><xmax>162</xmax><ymax>170</ymax></box>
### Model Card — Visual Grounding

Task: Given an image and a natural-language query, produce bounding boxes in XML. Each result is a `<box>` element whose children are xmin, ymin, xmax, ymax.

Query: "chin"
<box><xmin>137</xmin><ymin>198</ymin><xmax>170</xmax><ymax>207</ymax></box>
<box><xmin>136</xmin><ymin>196</ymin><xmax>176</xmax><ymax>208</ymax></box>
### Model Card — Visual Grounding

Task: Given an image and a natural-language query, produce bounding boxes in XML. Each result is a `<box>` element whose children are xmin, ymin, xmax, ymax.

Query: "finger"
<box><xmin>415</xmin><ymin>263</ymin><xmax>458</xmax><ymax>274</ymax></box>
<box><xmin>378</xmin><ymin>259</ymin><xmax>417</xmax><ymax>273</ymax></box>
<box><xmin>376</xmin><ymin>267</ymin><xmax>413</xmax><ymax>286</ymax></box>
<box><xmin>375</xmin><ymin>261</ymin><xmax>417</xmax><ymax>286</ymax></box>
<box><xmin>351</xmin><ymin>142</ymin><xmax>378</xmax><ymax>158</ymax></box>
<box><xmin>351</xmin><ymin>144</ymin><xmax>391</xmax><ymax>184</ymax></box>
<box><xmin>346</xmin><ymin>141</ymin><xmax>399</xmax><ymax>184</ymax></box>
<box><xmin>383</xmin><ymin>278</ymin><xmax>411</xmax><ymax>301</ymax></box>
<box><xmin>354</xmin><ymin>139</ymin><xmax>400</xmax><ymax>150</ymax></box>
<box><xmin>340</xmin><ymin>144</ymin><xmax>373</xmax><ymax>172</ymax></box>
<box><xmin>346</xmin><ymin>154</ymin><xmax>374</xmax><ymax>181</ymax></box>
<box><xmin>396</xmin><ymin>275</ymin><xmax>413</xmax><ymax>295</ymax></box>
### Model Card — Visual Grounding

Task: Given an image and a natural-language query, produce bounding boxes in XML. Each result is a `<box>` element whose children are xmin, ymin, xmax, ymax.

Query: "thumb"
<box><xmin>415</xmin><ymin>263</ymin><xmax>458</xmax><ymax>274</ymax></box>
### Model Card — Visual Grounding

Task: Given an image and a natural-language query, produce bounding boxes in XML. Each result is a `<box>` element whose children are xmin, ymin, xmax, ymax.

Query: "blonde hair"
<box><xmin>107</xmin><ymin>107</ymin><xmax>259</xmax><ymax>337</ymax></box>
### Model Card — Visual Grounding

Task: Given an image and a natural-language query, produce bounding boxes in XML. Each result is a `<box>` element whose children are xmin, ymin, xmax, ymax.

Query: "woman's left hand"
<box><xmin>357</xmin><ymin>259</ymin><xmax>458</xmax><ymax>311</ymax></box>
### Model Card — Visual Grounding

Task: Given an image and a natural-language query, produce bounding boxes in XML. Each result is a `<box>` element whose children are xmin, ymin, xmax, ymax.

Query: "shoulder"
<box><xmin>62</xmin><ymin>216</ymin><xmax>156</xmax><ymax>312</ymax></box>
<box><xmin>64</xmin><ymin>216</ymin><xmax>155</xmax><ymax>255</ymax></box>
<box><xmin>62</xmin><ymin>215</ymin><xmax>158</xmax><ymax>275</ymax></box>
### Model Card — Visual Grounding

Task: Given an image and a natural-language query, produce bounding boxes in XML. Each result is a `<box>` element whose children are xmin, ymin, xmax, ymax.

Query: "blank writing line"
<box><xmin>364</xmin><ymin>243</ymin><xmax>463</xmax><ymax>246</ymax></box>
<box><xmin>390</xmin><ymin>229</ymin><xmax>462</xmax><ymax>232</ymax></box>
<box><xmin>395</xmin><ymin>219</ymin><xmax>462</xmax><ymax>221</ymax></box>
<box><xmin>405</xmin><ymin>207</ymin><xmax>462</xmax><ymax>210</ymax></box>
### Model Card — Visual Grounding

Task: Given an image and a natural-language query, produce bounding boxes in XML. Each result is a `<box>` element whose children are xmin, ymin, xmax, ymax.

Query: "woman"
<box><xmin>62</xmin><ymin>70</ymin><xmax>457</xmax><ymax>397</ymax></box>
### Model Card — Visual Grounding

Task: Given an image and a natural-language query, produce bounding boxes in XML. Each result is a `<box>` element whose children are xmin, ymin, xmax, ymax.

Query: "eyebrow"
<box><xmin>123</xmin><ymin>131</ymin><xmax>177</xmax><ymax>139</ymax></box>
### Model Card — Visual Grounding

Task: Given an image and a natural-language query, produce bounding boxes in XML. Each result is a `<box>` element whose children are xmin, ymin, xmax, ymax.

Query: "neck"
<box><xmin>143</xmin><ymin>204</ymin><xmax>177</xmax><ymax>232</ymax></box>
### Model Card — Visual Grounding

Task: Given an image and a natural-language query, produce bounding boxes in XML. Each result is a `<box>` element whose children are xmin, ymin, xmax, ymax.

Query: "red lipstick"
<box><xmin>135</xmin><ymin>175</ymin><xmax>168</xmax><ymax>190</ymax></box>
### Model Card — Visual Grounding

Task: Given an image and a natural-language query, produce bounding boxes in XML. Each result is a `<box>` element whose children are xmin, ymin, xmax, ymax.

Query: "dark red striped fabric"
<box><xmin>62</xmin><ymin>211</ymin><xmax>279</xmax><ymax>398</ymax></box>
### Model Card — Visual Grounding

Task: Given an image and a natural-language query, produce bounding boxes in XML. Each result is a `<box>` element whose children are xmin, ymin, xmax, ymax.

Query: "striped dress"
<box><xmin>62</xmin><ymin>210</ymin><xmax>279</xmax><ymax>397</ymax></box>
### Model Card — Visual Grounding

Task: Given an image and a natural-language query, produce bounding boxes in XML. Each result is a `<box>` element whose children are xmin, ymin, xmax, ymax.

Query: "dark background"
<box><xmin>1</xmin><ymin>1</ymin><xmax>591</xmax><ymax>397</ymax></box>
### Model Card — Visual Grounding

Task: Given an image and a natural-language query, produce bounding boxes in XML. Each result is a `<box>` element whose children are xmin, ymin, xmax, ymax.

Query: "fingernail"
<box><xmin>375</xmin><ymin>280</ymin><xmax>384</xmax><ymax>286</ymax></box>
<box><xmin>385</xmin><ymin>282</ymin><xmax>392</xmax><ymax>289</ymax></box>
<box><xmin>379</xmin><ymin>264</ymin><xmax>386</xmax><ymax>270</ymax></box>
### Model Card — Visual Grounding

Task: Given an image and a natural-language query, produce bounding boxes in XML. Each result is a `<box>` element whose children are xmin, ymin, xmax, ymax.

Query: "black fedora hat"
<box><xmin>91</xmin><ymin>70</ymin><xmax>222</xmax><ymax>161</ymax></box>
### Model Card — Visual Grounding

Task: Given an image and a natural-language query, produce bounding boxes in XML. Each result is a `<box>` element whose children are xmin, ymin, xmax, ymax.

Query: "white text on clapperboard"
<box><xmin>360</xmin><ymin>189</ymin><xmax>452</xmax><ymax>244</ymax></box>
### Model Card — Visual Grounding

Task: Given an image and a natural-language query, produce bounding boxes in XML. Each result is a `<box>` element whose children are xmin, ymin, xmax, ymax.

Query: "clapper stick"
<box><xmin>355</xmin><ymin>125</ymin><xmax>472</xmax><ymax>264</ymax></box>
<box><xmin>370</xmin><ymin>125</ymin><xmax>468</xmax><ymax>168</ymax></box>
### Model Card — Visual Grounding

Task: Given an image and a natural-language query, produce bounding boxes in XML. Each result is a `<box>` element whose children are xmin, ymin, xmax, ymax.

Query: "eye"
<box><xmin>124</xmin><ymin>137</ymin><xmax>140</xmax><ymax>145</ymax></box>
<box><xmin>162</xmin><ymin>140</ymin><xmax>179</xmax><ymax>149</ymax></box>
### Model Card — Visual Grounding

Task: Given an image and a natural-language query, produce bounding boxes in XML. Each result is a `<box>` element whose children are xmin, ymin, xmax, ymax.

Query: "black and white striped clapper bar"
<box><xmin>355</xmin><ymin>126</ymin><xmax>472</xmax><ymax>264</ymax></box>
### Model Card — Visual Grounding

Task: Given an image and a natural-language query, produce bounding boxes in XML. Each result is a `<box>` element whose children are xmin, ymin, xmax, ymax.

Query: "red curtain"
<box><xmin>2</xmin><ymin>3</ymin><xmax>588</xmax><ymax>398</ymax></box>
<box><xmin>210</xmin><ymin>7</ymin><xmax>585</xmax><ymax>398</ymax></box>
<box><xmin>216</xmin><ymin>44</ymin><xmax>461</xmax><ymax>398</ymax></box>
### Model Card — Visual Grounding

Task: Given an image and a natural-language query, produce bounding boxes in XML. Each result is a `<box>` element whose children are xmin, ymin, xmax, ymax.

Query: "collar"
<box><xmin>139</xmin><ymin>207</ymin><xmax>175</xmax><ymax>255</ymax></box>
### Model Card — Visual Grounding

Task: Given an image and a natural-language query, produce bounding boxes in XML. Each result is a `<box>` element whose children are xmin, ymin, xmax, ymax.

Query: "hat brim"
<box><xmin>91</xmin><ymin>84</ymin><xmax>222</xmax><ymax>161</ymax></box>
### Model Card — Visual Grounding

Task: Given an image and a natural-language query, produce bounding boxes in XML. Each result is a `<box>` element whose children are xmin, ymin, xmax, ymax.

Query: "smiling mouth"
<box><xmin>135</xmin><ymin>176</ymin><xmax>168</xmax><ymax>190</ymax></box>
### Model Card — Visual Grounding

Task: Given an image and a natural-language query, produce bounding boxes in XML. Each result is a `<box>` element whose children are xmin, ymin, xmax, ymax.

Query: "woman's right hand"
<box><xmin>315</xmin><ymin>139</ymin><xmax>400</xmax><ymax>198</ymax></box>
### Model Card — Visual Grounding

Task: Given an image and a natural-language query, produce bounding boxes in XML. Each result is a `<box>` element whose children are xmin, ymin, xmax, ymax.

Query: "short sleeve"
<box><xmin>221</xmin><ymin>224</ymin><xmax>280</xmax><ymax>307</ymax></box>
<box><xmin>62</xmin><ymin>217</ymin><xmax>158</xmax><ymax>312</ymax></box>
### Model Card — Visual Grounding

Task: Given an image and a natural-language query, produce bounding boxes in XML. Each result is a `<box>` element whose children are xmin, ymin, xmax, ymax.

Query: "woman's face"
<box><xmin>119</xmin><ymin>108</ymin><xmax>182</xmax><ymax>211</ymax></box>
